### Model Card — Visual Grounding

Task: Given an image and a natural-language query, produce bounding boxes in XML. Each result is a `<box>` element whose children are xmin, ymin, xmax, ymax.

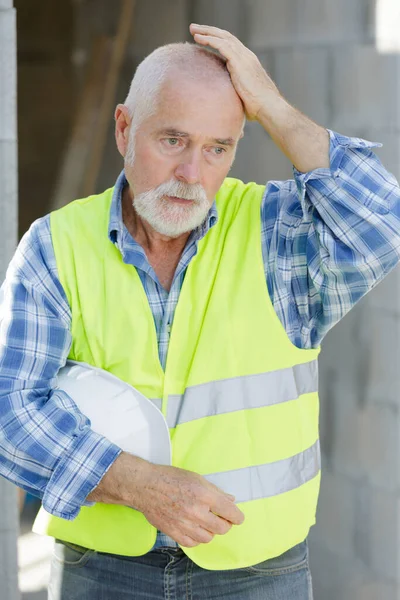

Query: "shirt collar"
<box><xmin>108</xmin><ymin>170</ymin><xmax>219</xmax><ymax>245</ymax></box>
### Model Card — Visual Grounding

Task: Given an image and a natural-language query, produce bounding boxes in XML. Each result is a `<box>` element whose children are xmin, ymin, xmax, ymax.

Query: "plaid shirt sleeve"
<box><xmin>0</xmin><ymin>216</ymin><xmax>121</xmax><ymax>520</ymax></box>
<box><xmin>262</xmin><ymin>129</ymin><xmax>400</xmax><ymax>349</ymax></box>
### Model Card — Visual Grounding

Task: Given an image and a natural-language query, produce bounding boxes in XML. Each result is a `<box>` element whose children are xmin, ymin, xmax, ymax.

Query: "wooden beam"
<box><xmin>82</xmin><ymin>0</ymin><xmax>136</xmax><ymax>198</ymax></box>
<box><xmin>51</xmin><ymin>35</ymin><xmax>112</xmax><ymax>209</ymax></box>
<box><xmin>52</xmin><ymin>0</ymin><xmax>136</xmax><ymax>209</ymax></box>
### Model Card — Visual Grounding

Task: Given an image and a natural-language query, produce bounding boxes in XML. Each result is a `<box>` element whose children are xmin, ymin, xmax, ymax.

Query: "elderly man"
<box><xmin>1</xmin><ymin>24</ymin><xmax>400</xmax><ymax>600</ymax></box>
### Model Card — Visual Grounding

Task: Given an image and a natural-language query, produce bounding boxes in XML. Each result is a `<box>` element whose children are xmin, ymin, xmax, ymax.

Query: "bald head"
<box><xmin>124</xmin><ymin>42</ymin><xmax>243</xmax><ymax>132</ymax></box>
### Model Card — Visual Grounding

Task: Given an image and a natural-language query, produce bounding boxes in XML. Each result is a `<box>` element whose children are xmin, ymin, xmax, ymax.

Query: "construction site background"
<box><xmin>1</xmin><ymin>1</ymin><xmax>400</xmax><ymax>599</ymax></box>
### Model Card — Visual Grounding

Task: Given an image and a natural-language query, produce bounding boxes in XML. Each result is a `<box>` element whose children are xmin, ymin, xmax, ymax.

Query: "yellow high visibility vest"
<box><xmin>33</xmin><ymin>177</ymin><xmax>321</xmax><ymax>571</ymax></box>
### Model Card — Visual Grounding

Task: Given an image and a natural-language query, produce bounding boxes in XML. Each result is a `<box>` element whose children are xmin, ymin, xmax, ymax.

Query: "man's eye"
<box><xmin>214</xmin><ymin>147</ymin><xmax>226</xmax><ymax>155</ymax></box>
<box><xmin>167</xmin><ymin>138</ymin><xmax>179</xmax><ymax>146</ymax></box>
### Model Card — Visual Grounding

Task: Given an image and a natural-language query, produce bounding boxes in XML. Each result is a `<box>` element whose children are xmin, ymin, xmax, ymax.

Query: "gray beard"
<box><xmin>132</xmin><ymin>179</ymin><xmax>211</xmax><ymax>238</ymax></box>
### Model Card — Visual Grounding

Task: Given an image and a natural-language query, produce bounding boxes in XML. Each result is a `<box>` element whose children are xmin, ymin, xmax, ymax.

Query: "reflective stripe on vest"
<box><xmin>204</xmin><ymin>439</ymin><xmax>320</xmax><ymax>502</ymax></box>
<box><xmin>165</xmin><ymin>360</ymin><xmax>318</xmax><ymax>428</ymax></box>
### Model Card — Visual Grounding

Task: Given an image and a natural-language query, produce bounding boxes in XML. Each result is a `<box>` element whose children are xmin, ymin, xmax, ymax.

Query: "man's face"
<box><xmin>123</xmin><ymin>75</ymin><xmax>245</xmax><ymax>237</ymax></box>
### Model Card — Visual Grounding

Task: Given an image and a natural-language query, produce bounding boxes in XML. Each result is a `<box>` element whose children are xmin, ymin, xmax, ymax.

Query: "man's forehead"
<box><xmin>158</xmin><ymin>74</ymin><xmax>243</xmax><ymax>112</ymax></box>
<box><xmin>139</xmin><ymin>76</ymin><xmax>245</xmax><ymax>138</ymax></box>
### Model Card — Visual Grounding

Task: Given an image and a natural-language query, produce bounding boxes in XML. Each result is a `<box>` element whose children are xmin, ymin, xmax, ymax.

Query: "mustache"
<box><xmin>150</xmin><ymin>180</ymin><xmax>208</xmax><ymax>204</ymax></box>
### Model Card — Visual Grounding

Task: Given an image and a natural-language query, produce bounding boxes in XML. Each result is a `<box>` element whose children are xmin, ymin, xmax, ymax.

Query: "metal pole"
<box><xmin>0</xmin><ymin>0</ymin><xmax>20</xmax><ymax>598</ymax></box>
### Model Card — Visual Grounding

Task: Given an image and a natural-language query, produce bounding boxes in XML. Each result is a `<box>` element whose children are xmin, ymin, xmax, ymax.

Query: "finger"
<box><xmin>179</xmin><ymin>535</ymin><xmax>200</xmax><ymax>548</ymax></box>
<box><xmin>190</xmin><ymin>24</ymin><xmax>233</xmax><ymax>39</ymax></box>
<box><xmin>192</xmin><ymin>33</ymin><xmax>236</xmax><ymax>62</ymax></box>
<box><xmin>211</xmin><ymin>497</ymin><xmax>245</xmax><ymax>526</ymax></box>
<box><xmin>204</xmin><ymin>511</ymin><xmax>233</xmax><ymax>535</ymax></box>
<box><xmin>192</xmin><ymin>33</ymin><xmax>226</xmax><ymax>52</ymax></box>
<box><xmin>180</xmin><ymin>525</ymin><xmax>215</xmax><ymax>545</ymax></box>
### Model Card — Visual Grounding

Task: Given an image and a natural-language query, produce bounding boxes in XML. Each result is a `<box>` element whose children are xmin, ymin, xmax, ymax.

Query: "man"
<box><xmin>1</xmin><ymin>24</ymin><xmax>400</xmax><ymax>600</ymax></box>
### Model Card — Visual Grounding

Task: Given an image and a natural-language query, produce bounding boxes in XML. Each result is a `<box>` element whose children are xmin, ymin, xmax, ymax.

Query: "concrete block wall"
<box><xmin>192</xmin><ymin>0</ymin><xmax>400</xmax><ymax>598</ymax></box>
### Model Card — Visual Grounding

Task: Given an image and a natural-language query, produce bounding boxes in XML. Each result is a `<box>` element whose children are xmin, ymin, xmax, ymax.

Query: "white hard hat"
<box><xmin>56</xmin><ymin>361</ymin><xmax>172</xmax><ymax>465</ymax></box>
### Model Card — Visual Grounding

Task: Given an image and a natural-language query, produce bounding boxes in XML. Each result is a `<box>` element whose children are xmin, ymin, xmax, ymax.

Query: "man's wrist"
<box><xmin>257</xmin><ymin>94</ymin><xmax>330</xmax><ymax>172</ymax></box>
<box><xmin>255</xmin><ymin>90</ymin><xmax>288</xmax><ymax>128</ymax></box>
<box><xmin>87</xmin><ymin>451</ymin><xmax>151</xmax><ymax>508</ymax></box>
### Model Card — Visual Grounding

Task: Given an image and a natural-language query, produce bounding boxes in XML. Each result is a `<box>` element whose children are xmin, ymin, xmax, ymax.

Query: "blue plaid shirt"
<box><xmin>1</xmin><ymin>130</ymin><xmax>400</xmax><ymax>549</ymax></box>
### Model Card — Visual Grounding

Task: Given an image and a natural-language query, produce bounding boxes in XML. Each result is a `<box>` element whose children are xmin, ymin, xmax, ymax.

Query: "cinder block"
<box><xmin>247</xmin><ymin>0</ymin><xmax>371</xmax><ymax>50</ymax></box>
<box><xmin>353</xmin><ymin>481</ymin><xmax>372</xmax><ymax>569</ymax></box>
<box><xmin>363</xmin><ymin>310</ymin><xmax>400</xmax><ymax>408</ymax></box>
<box><xmin>328</xmin><ymin>384</ymin><xmax>361</xmax><ymax>480</ymax></box>
<box><xmin>331</xmin><ymin>47</ymin><xmax>400</xmax><ymax>132</ymax></box>
<box><xmin>307</xmin><ymin>540</ymin><xmax>367</xmax><ymax>600</ymax></box>
<box><xmin>357</xmin><ymin>403</ymin><xmax>399</xmax><ymax>491</ymax></box>
<box><xmin>319</xmin><ymin>294</ymin><xmax>371</xmax><ymax>393</ymax></box>
<box><xmin>273</xmin><ymin>48</ymin><xmax>330</xmax><ymax>127</ymax></box>
<box><xmin>319</xmin><ymin>321</ymin><xmax>362</xmax><ymax>477</ymax></box>
<box><xmin>296</xmin><ymin>0</ymin><xmax>369</xmax><ymax>45</ymax></box>
<box><xmin>368</xmin><ymin>262</ymin><xmax>400</xmax><ymax>316</ymax></box>
<box><xmin>247</xmin><ymin>0</ymin><xmax>299</xmax><ymax>49</ymax></box>
<box><xmin>369</xmin><ymin>487</ymin><xmax>398</xmax><ymax>580</ymax></box>
<box><xmin>231</xmin><ymin>120</ymin><xmax>293</xmax><ymax>184</ymax></box>
<box><xmin>313</xmin><ymin>470</ymin><xmax>356</xmax><ymax>558</ymax></box>
<box><xmin>191</xmin><ymin>0</ymin><xmax>246</xmax><ymax>40</ymax></box>
<box><xmin>370</xmin><ymin>130</ymin><xmax>400</xmax><ymax>184</ymax></box>
<box><xmin>342</xmin><ymin>580</ymin><xmax>398</xmax><ymax>600</ymax></box>
<box><xmin>317</xmin><ymin>297</ymin><xmax>400</xmax><ymax>483</ymax></box>
<box><xmin>309</xmin><ymin>535</ymin><xmax>397</xmax><ymax>600</ymax></box>
<box><xmin>130</xmin><ymin>0</ymin><xmax>188</xmax><ymax>60</ymax></box>
<box><xmin>0</xmin><ymin>9</ymin><xmax>16</xmax><ymax>141</ymax></box>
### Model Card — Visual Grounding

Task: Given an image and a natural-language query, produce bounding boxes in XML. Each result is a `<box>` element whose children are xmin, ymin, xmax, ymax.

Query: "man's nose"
<box><xmin>174</xmin><ymin>154</ymin><xmax>201</xmax><ymax>185</ymax></box>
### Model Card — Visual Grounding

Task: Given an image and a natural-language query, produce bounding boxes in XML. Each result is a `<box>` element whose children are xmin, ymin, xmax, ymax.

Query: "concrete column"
<box><xmin>0</xmin><ymin>0</ymin><xmax>20</xmax><ymax>599</ymax></box>
<box><xmin>0</xmin><ymin>0</ymin><xmax>18</xmax><ymax>280</ymax></box>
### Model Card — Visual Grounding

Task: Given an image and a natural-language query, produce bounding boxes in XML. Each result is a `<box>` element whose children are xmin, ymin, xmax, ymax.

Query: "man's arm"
<box><xmin>0</xmin><ymin>216</ymin><xmax>121</xmax><ymax>519</ymax></box>
<box><xmin>261</xmin><ymin>130</ymin><xmax>400</xmax><ymax>348</ymax></box>
<box><xmin>88</xmin><ymin>450</ymin><xmax>244</xmax><ymax>548</ymax></box>
<box><xmin>190</xmin><ymin>23</ymin><xmax>330</xmax><ymax>173</ymax></box>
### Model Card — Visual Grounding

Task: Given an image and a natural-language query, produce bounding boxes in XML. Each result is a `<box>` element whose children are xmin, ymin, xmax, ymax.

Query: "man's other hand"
<box><xmin>190</xmin><ymin>23</ymin><xmax>280</xmax><ymax>121</ymax></box>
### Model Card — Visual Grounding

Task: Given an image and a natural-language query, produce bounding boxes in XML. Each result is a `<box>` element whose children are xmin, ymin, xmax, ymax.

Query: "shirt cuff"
<box><xmin>293</xmin><ymin>129</ymin><xmax>383</xmax><ymax>185</ymax></box>
<box><xmin>41</xmin><ymin>429</ymin><xmax>122</xmax><ymax>520</ymax></box>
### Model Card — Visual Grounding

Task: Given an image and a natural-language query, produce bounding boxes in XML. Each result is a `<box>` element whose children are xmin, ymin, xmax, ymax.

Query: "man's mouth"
<box><xmin>164</xmin><ymin>195</ymin><xmax>195</xmax><ymax>205</ymax></box>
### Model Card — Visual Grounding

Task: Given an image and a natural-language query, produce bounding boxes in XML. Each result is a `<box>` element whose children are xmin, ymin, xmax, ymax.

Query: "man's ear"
<box><xmin>115</xmin><ymin>104</ymin><xmax>132</xmax><ymax>158</ymax></box>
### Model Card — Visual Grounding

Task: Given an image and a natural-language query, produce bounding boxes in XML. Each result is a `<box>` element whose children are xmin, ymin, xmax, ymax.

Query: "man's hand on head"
<box><xmin>190</xmin><ymin>23</ymin><xmax>330</xmax><ymax>172</ymax></box>
<box><xmin>189</xmin><ymin>23</ymin><xmax>280</xmax><ymax>121</ymax></box>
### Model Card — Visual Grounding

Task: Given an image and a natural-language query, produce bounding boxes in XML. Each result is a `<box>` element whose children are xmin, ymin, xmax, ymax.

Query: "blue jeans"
<box><xmin>48</xmin><ymin>538</ymin><xmax>313</xmax><ymax>599</ymax></box>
